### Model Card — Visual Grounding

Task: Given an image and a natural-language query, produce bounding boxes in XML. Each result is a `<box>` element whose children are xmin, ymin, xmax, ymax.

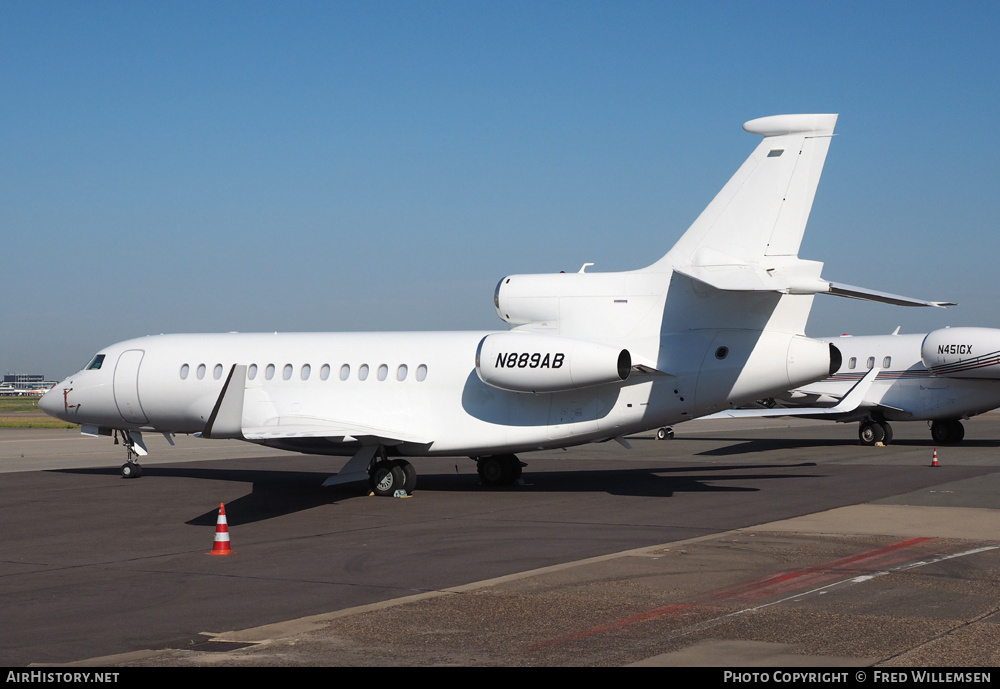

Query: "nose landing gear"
<box><xmin>115</xmin><ymin>430</ymin><xmax>147</xmax><ymax>479</ymax></box>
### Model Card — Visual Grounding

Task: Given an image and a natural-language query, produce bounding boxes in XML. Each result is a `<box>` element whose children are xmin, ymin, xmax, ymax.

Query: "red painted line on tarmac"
<box><xmin>527</xmin><ymin>604</ymin><xmax>704</xmax><ymax>651</ymax></box>
<box><xmin>525</xmin><ymin>536</ymin><xmax>960</xmax><ymax>653</ymax></box>
<box><xmin>706</xmin><ymin>537</ymin><xmax>937</xmax><ymax>602</ymax></box>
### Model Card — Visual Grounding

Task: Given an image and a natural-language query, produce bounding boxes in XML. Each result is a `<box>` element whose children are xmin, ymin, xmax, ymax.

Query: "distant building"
<box><xmin>1</xmin><ymin>374</ymin><xmax>56</xmax><ymax>396</ymax></box>
<box><xmin>4</xmin><ymin>374</ymin><xmax>45</xmax><ymax>385</ymax></box>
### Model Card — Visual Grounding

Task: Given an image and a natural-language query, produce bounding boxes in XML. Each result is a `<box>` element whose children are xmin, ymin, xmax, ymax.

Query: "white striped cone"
<box><xmin>207</xmin><ymin>503</ymin><xmax>234</xmax><ymax>555</ymax></box>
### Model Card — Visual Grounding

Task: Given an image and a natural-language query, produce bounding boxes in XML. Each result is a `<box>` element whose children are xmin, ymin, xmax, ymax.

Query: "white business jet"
<box><xmin>39</xmin><ymin>114</ymin><xmax>948</xmax><ymax>494</ymax></box>
<box><xmin>709</xmin><ymin>327</ymin><xmax>1000</xmax><ymax>445</ymax></box>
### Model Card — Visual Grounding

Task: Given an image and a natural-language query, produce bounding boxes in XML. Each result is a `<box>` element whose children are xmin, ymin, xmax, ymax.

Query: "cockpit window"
<box><xmin>85</xmin><ymin>354</ymin><xmax>106</xmax><ymax>370</ymax></box>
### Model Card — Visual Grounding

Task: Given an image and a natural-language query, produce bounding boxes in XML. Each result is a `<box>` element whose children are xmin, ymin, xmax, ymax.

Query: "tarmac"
<box><xmin>2</xmin><ymin>415</ymin><xmax>999</xmax><ymax>667</ymax></box>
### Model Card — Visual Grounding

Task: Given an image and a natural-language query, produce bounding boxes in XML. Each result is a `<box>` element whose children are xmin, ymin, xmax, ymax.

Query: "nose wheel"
<box><xmin>121</xmin><ymin>460</ymin><xmax>142</xmax><ymax>479</ymax></box>
<box><xmin>116</xmin><ymin>430</ymin><xmax>144</xmax><ymax>479</ymax></box>
<box><xmin>656</xmin><ymin>427</ymin><xmax>674</xmax><ymax>440</ymax></box>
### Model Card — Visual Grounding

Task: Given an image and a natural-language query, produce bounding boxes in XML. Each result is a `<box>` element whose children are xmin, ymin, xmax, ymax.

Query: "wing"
<box><xmin>705</xmin><ymin>365</ymin><xmax>879</xmax><ymax>419</ymax></box>
<box><xmin>201</xmin><ymin>364</ymin><xmax>432</xmax><ymax>445</ymax></box>
<box><xmin>241</xmin><ymin>417</ymin><xmax>432</xmax><ymax>446</ymax></box>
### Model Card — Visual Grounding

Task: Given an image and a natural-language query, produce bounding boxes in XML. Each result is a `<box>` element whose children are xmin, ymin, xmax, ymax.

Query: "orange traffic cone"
<box><xmin>207</xmin><ymin>503</ymin><xmax>234</xmax><ymax>555</ymax></box>
<box><xmin>931</xmin><ymin>449</ymin><xmax>939</xmax><ymax>467</ymax></box>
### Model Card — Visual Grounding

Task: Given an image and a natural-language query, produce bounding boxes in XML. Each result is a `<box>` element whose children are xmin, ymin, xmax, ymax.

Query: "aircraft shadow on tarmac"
<box><xmin>50</xmin><ymin>462</ymin><xmax>822</xmax><ymax>525</ymax></box>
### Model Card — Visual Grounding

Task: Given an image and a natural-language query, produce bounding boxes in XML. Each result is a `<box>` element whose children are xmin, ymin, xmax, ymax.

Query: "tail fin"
<box><xmin>646</xmin><ymin>114</ymin><xmax>837</xmax><ymax>271</ymax></box>
<box><xmin>642</xmin><ymin>114</ymin><xmax>951</xmax><ymax>308</ymax></box>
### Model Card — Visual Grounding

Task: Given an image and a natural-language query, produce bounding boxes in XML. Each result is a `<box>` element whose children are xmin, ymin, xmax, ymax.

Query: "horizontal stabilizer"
<box><xmin>705</xmin><ymin>365</ymin><xmax>879</xmax><ymax>419</ymax></box>
<box><xmin>675</xmin><ymin>262</ymin><xmax>952</xmax><ymax>308</ymax></box>
<box><xmin>827</xmin><ymin>283</ymin><xmax>955</xmax><ymax>308</ymax></box>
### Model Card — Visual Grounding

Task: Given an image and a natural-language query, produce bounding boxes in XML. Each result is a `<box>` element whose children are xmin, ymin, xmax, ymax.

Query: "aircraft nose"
<box><xmin>38</xmin><ymin>383</ymin><xmax>66</xmax><ymax>419</ymax></box>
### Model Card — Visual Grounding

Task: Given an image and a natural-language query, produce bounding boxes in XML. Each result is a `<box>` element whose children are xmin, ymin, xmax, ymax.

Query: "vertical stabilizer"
<box><xmin>646</xmin><ymin>114</ymin><xmax>837</xmax><ymax>271</ymax></box>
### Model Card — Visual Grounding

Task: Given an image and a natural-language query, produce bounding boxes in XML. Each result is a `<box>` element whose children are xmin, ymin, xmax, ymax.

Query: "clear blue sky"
<box><xmin>4</xmin><ymin>1</ymin><xmax>999</xmax><ymax>378</ymax></box>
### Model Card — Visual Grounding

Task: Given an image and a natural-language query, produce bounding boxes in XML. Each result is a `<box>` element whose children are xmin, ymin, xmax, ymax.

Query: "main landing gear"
<box><xmin>858</xmin><ymin>419</ymin><xmax>893</xmax><ymax>446</ymax></box>
<box><xmin>368</xmin><ymin>457</ymin><xmax>417</xmax><ymax>497</ymax></box>
<box><xmin>475</xmin><ymin>454</ymin><xmax>525</xmax><ymax>487</ymax></box>
<box><xmin>930</xmin><ymin>419</ymin><xmax>965</xmax><ymax>444</ymax></box>
<box><xmin>857</xmin><ymin>418</ymin><xmax>966</xmax><ymax>445</ymax></box>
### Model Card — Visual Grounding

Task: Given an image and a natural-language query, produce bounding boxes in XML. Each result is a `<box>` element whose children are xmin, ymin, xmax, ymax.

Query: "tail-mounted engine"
<box><xmin>921</xmin><ymin>327</ymin><xmax>1000</xmax><ymax>379</ymax></box>
<box><xmin>476</xmin><ymin>332</ymin><xmax>631</xmax><ymax>393</ymax></box>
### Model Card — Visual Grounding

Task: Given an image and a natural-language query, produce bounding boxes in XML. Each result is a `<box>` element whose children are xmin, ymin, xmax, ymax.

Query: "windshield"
<box><xmin>85</xmin><ymin>354</ymin><xmax>106</xmax><ymax>370</ymax></box>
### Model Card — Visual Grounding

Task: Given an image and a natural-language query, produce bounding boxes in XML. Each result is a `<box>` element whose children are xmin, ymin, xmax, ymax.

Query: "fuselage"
<box><xmin>776</xmin><ymin>331</ymin><xmax>1000</xmax><ymax>422</ymax></box>
<box><xmin>40</xmin><ymin>323</ymin><xmax>835</xmax><ymax>457</ymax></box>
<box><xmin>40</xmin><ymin>330</ymin><xmax>655</xmax><ymax>457</ymax></box>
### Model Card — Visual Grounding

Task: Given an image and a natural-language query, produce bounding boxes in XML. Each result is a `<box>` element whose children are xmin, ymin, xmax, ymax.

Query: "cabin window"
<box><xmin>340</xmin><ymin>364</ymin><xmax>350</xmax><ymax>381</ymax></box>
<box><xmin>301</xmin><ymin>364</ymin><xmax>311</xmax><ymax>380</ymax></box>
<box><xmin>86</xmin><ymin>354</ymin><xmax>105</xmax><ymax>370</ymax></box>
<box><xmin>197</xmin><ymin>364</ymin><xmax>206</xmax><ymax>380</ymax></box>
<box><xmin>320</xmin><ymin>364</ymin><xmax>330</xmax><ymax>380</ymax></box>
<box><xmin>358</xmin><ymin>364</ymin><xmax>369</xmax><ymax>381</ymax></box>
<box><xmin>180</xmin><ymin>364</ymin><xmax>189</xmax><ymax>380</ymax></box>
<box><xmin>283</xmin><ymin>364</ymin><xmax>293</xmax><ymax>380</ymax></box>
<box><xmin>848</xmin><ymin>357</ymin><xmax>856</xmax><ymax>370</ymax></box>
<box><xmin>265</xmin><ymin>364</ymin><xmax>275</xmax><ymax>380</ymax></box>
<box><xmin>214</xmin><ymin>364</ymin><xmax>224</xmax><ymax>380</ymax></box>
<box><xmin>883</xmin><ymin>356</ymin><xmax>891</xmax><ymax>368</ymax></box>
<box><xmin>397</xmin><ymin>364</ymin><xmax>408</xmax><ymax>381</ymax></box>
<box><xmin>867</xmin><ymin>357</ymin><xmax>875</xmax><ymax>370</ymax></box>
<box><xmin>416</xmin><ymin>364</ymin><xmax>428</xmax><ymax>382</ymax></box>
<box><xmin>377</xmin><ymin>364</ymin><xmax>388</xmax><ymax>381</ymax></box>
<box><xmin>248</xmin><ymin>364</ymin><xmax>257</xmax><ymax>380</ymax></box>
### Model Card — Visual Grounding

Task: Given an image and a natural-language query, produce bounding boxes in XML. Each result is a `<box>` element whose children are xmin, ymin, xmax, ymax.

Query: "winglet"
<box><xmin>825</xmin><ymin>365</ymin><xmax>879</xmax><ymax>413</ymax></box>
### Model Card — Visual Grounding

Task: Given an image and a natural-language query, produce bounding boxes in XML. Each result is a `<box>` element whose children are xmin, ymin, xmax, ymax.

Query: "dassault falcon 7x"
<box><xmin>707</xmin><ymin>327</ymin><xmax>1000</xmax><ymax>445</ymax></box>
<box><xmin>40</xmin><ymin>114</ymin><xmax>949</xmax><ymax>495</ymax></box>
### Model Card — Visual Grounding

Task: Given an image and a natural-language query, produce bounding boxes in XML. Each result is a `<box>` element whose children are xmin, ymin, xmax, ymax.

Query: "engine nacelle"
<box><xmin>476</xmin><ymin>332</ymin><xmax>631</xmax><ymax>393</ymax></box>
<box><xmin>921</xmin><ymin>327</ymin><xmax>1000</xmax><ymax>379</ymax></box>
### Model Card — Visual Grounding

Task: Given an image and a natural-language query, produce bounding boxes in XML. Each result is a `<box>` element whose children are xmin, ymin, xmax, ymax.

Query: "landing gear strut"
<box><xmin>116</xmin><ymin>430</ymin><xmax>144</xmax><ymax>479</ymax></box>
<box><xmin>476</xmin><ymin>454</ymin><xmax>524</xmax><ymax>486</ymax></box>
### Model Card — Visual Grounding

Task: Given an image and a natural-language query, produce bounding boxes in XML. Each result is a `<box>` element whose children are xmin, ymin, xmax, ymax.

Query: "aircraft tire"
<box><xmin>393</xmin><ymin>459</ymin><xmax>417</xmax><ymax>494</ymax></box>
<box><xmin>370</xmin><ymin>460</ymin><xmax>405</xmax><ymax>497</ymax></box>
<box><xmin>931</xmin><ymin>420</ymin><xmax>964</xmax><ymax>444</ymax></box>
<box><xmin>656</xmin><ymin>427</ymin><xmax>674</xmax><ymax>440</ymax></box>
<box><xmin>120</xmin><ymin>462</ymin><xmax>142</xmax><ymax>479</ymax></box>
<box><xmin>859</xmin><ymin>422</ymin><xmax>885</xmax><ymax>446</ymax></box>
<box><xmin>878</xmin><ymin>422</ymin><xmax>893</xmax><ymax>445</ymax></box>
<box><xmin>477</xmin><ymin>455</ymin><xmax>513</xmax><ymax>486</ymax></box>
